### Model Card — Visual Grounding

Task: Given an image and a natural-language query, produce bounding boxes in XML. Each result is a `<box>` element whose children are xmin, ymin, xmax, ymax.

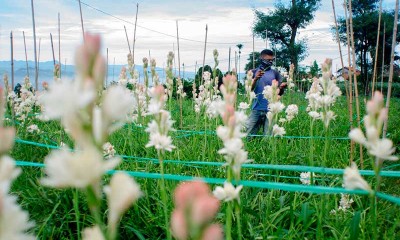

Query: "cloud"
<box><xmin>0</xmin><ymin>0</ymin><xmax>362</xmax><ymax>73</ymax></box>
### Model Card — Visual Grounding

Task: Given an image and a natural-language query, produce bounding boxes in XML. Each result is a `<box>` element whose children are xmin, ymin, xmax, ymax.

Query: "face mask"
<box><xmin>259</xmin><ymin>59</ymin><xmax>273</xmax><ymax>71</ymax></box>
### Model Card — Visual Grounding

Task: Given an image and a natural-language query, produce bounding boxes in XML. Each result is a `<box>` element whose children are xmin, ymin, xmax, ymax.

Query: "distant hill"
<box><xmin>0</xmin><ymin>60</ymin><xmax>196</xmax><ymax>90</ymax></box>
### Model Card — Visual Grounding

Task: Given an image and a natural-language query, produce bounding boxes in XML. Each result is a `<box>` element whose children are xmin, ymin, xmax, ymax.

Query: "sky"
<box><xmin>0</xmin><ymin>0</ymin><xmax>397</xmax><ymax>76</ymax></box>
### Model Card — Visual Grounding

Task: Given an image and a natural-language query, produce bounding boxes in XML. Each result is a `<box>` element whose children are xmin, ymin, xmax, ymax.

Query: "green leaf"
<box><xmin>350</xmin><ymin>211</ymin><xmax>361</xmax><ymax>240</ymax></box>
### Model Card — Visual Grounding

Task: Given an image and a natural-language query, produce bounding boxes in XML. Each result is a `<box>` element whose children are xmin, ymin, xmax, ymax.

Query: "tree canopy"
<box><xmin>252</xmin><ymin>0</ymin><xmax>321</xmax><ymax>71</ymax></box>
<box><xmin>334</xmin><ymin>0</ymin><xmax>400</xmax><ymax>90</ymax></box>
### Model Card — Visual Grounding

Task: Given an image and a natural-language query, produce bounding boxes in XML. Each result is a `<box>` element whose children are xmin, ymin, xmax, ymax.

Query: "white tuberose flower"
<box><xmin>343</xmin><ymin>162</ymin><xmax>372</xmax><ymax>192</ymax></box>
<box><xmin>213</xmin><ymin>182</ymin><xmax>243</xmax><ymax>202</ymax></box>
<box><xmin>41</xmin><ymin>148</ymin><xmax>120</xmax><ymax>189</ymax></box>
<box><xmin>0</xmin><ymin>194</ymin><xmax>35</xmax><ymax>240</ymax></box>
<box><xmin>104</xmin><ymin>173</ymin><xmax>142</xmax><ymax>230</ymax></box>
<box><xmin>39</xmin><ymin>80</ymin><xmax>94</xmax><ymax>120</ymax></box>
<box><xmin>82</xmin><ymin>225</ymin><xmax>105</xmax><ymax>240</ymax></box>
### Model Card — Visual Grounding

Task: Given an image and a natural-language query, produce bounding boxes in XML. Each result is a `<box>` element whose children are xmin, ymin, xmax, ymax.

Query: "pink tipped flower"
<box><xmin>0</xmin><ymin>127</ymin><xmax>15</xmax><ymax>155</ymax></box>
<box><xmin>174</xmin><ymin>181</ymin><xmax>210</xmax><ymax>208</ymax></box>
<box><xmin>202</xmin><ymin>224</ymin><xmax>223</xmax><ymax>240</ymax></box>
<box><xmin>75</xmin><ymin>33</ymin><xmax>105</xmax><ymax>89</ymax></box>
<box><xmin>367</xmin><ymin>91</ymin><xmax>384</xmax><ymax>115</ymax></box>
<box><xmin>171</xmin><ymin>181</ymin><xmax>221</xmax><ymax>240</ymax></box>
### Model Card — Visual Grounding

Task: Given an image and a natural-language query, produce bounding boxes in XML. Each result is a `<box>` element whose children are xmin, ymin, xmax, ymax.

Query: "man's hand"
<box><xmin>251</xmin><ymin>70</ymin><xmax>264</xmax><ymax>91</ymax></box>
<box><xmin>254</xmin><ymin>70</ymin><xmax>264</xmax><ymax>81</ymax></box>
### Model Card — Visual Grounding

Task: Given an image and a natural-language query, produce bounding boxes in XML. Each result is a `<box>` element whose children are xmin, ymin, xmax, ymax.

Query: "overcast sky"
<box><xmin>0</xmin><ymin>0</ymin><xmax>397</xmax><ymax>74</ymax></box>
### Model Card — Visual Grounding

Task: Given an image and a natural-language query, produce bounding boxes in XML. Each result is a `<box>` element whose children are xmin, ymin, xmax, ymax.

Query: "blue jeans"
<box><xmin>246</xmin><ymin>110</ymin><xmax>269</xmax><ymax>136</ymax></box>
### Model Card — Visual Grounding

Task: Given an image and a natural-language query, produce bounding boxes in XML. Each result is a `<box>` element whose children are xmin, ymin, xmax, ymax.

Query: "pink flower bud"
<box><xmin>171</xmin><ymin>209</ymin><xmax>188</xmax><ymax>240</ymax></box>
<box><xmin>0</xmin><ymin>127</ymin><xmax>16</xmax><ymax>154</ymax></box>
<box><xmin>174</xmin><ymin>181</ymin><xmax>210</xmax><ymax>208</ymax></box>
<box><xmin>84</xmin><ymin>33</ymin><xmax>101</xmax><ymax>56</ymax></box>
<box><xmin>191</xmin><ymin>195</ymin><xmax>220</xmax><ymax>224</ymax></box>
<box><xmin>202</xmin><ymin>224</ymin><xmax>224</xmax><ymax>240</ymax></box>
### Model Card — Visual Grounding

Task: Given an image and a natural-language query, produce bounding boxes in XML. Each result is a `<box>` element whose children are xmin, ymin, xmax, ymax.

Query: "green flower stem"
<box><xmin>309</xmin><ymin>119</ymin><xmax>315</xmax><ymax>184</ymax></box>
<box><xmin>73</xmin><ymin>189</ymin><xmax>81</xmax><ymax>240</ymax></box>
<box><xmin>226</xmin><ymin>201</ymin><xmax>233</xmax><ymax>240</ymax></box>
<box><xmin>235</xmin><ymin>201</ymin><xmax>242</xmax><ymax>240</ymax></box>
<box><xmin>158</xmin><ymin>151</ymin><xmax>171</xmax><ymax>240</ymax></box>
<box><xmin>85</xmin><ymin>186</ymin><xmax>107</xmax><ymax>239</ymax></box>
<box><xmin>323</xmin><ymin>125</ymin><xmax>330</xmax><ymax>167</ymax></box>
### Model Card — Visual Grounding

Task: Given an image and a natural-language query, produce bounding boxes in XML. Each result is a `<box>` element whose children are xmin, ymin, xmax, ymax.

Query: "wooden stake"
<box><xmin>10</xmin><ymin>31</ymin><xmax>14</xmax><ymax>89</ymax></box>
<box><xmin>381</xmin><ymin>23</ymin><xmax>385</xmax><ymax>93</ymax></box>
<box><xmin>31</xmin><ymin>0</ymin><xmax>38</xmax><ymax>90</ymax></box>
<box><xmin>58</xmin><ymin>12</ymin><xmax>61</xmax><ymax>77</ymax></box>
<box><xmin>78</xmin><ymin>0</ymin><xmax>85</xmax><ymax>40</ymax></box>
<box><xmin>132</xmin><ymin>3</ymin><xmax>139</xmax><ymax>65</ymax></box>
<box><xmin>348</xmin><ymin>0</ymin><xmax>364</xmax><ymax>166</ymax></box>
<box><xmin>106</xmin><ymin>48</ymin><xmax>109</xmax><ymax>88</ymax></box>
<box><xmin>23</xmin><ymin>31</ymin><xmax>29</xmax><ymax>77</ymax></box>
<box><xmin>201</xmin><ymin>24</ymin><xmax>208</xmax><ymax>86</ymax></box>
<box><xmin>371</xmin><ymin>0</ymin><xmax>383</xmax><ymax>96</ymax></box>
<box><xmin>176</xmin><ymin>20</ymin><xmax>181</xmax><ymax>78</ymax></box>
<box><xmin>124</xmin><ymin>25</ymin><xmax>132</xmax><ymax>55</ymax></box>
<box><xmin>382</xmin><ymin>0</ymin><xmax>399</xmax><ymax>137</ymax></box>
<box><xmin>50</xmin><ymin>33</ymin><xmax>56</xmax><ymax>65</ymax></box>
<box><xmin>343</xmin><ymin>1</ymin><xmax>355</xmax><ymax>165</ymax></box>
<box><xmin>332</xmin><ymin>0</ymin><xmax>350</xmax><ymax>125</ymax></box>
<box><xmin>228</xmin><ymin>47</ymin><xmax>231</xmax><ymax>72</ymax></box>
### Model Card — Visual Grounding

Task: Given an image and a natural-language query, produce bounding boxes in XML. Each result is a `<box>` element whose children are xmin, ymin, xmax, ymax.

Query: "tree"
<box><xmin>244</xmin><ymin>52</ymin><xmax>261</xmax><ymax>72</ymax></box>
<box><xmin>309</xmin><ymin>60</ymin><xmax>320</xmax><ymax>77</ymax></box>
<box><xmin>252</xmin><ymin>0</ymin><xmax>321</xmax><ymax>71</ymax></box>
<box><xmin>335</xmin><ymin>0</ymin><xmax>400</xmax><ymax>91</ymax></box>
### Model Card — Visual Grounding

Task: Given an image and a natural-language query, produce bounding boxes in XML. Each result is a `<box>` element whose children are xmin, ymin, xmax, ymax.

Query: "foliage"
<box><xmin>309</xmin><ymin>60</ymin><xmax>320</xmax><ymax>77</ymax></box>
<box><xmin>334</xmin><ymin>0</ymin><xmax>400</xmax><ymax>92</ymax></box>
<box><xmin>252</xmin><ymin>0</ymin><xmax>321</xmax><ymax>71</ymax></box>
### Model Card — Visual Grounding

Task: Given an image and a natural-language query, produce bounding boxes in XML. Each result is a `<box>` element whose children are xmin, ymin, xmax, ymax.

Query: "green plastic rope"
<box><xmin>14</xmin><ymin>139</ymin><xmax>400</xmax><ymax>177</ymax></box>
<box><xmin>14</xmin><ymin>160</ymin><xmax>400</xmax><ymax>205</ymax></box>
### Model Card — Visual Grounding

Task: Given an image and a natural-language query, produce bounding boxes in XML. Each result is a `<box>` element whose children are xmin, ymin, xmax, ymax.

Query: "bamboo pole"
<box><xmin>31</xmin><ymin>0</ymin><xmax>38</xmax><ymax>90</ymax></box>
<box><xmin>228</xmin><ymin>47</ymin><xmax>231</xmax><ymax>72</ymax></box>
<box><xmin>332</xmin><ymin>0</ymin><xmax>351</xmax><ymax>128</ymax></box>
<box><xmin>78</xmin><ymin>0</ymin><xmax>85</xmax><ymax>40</ymax></box>
<box><xmin>381</xmin><ymin>23</ymin><xmax>385</xmax><ymax>93</ymax></box>
<box><xmin>382</xmin><ymin>0</ymin><xmax>399</xmax><ymax>137</ymax></box>
<box><xmin>10</xmin><ymin>31</ymin><xmax>14</xmax><ymax>89</ymax></box>
<box><xmin>201</xmin><ymin>24</ymin><xmax>208</xmax><ymax>86</ymax></box>
<box><xmin>343</xmin><ymin>1</ymin><xmax>355</xmax><ymax>165</ymax></box>
<box><xmin>124</xmin><ymin>25</ymin><xmax>132</xmax><ymax>55</ymax></box>
<box><xmin>347</xmin><ymin>0</ymin><xmax>364</xmax><ymax>166</ymax></box>
<box><xmin>58</xmin><ymin>12</ymin><xmax>61</xmax><ymax>77</ymax></box>
<box><xmin>176</xmin><ymin>20</ymin><xmax>182</xmax><ymax>129</ymax></box>
<box><xmin>23</xmin><ymin>31</ymin><xmax>29</xmax><ymax>77</ymax></box>
<box><xmin>371</xmin><ymin>0</ymin><xmax>383</xmax><ymax>96</ymax></box>
<box><xmin>50</xmin><ymin>33</ymin><xmax>56</xmax><ymax>65</ymax></box>
<box><xmin>106</xmin><ymin>48</ymin><xmax>109</xmax><ymax>88</ymax></box>
<box><xmin>132</xmin><ymin>3</ymin><xmax>139</xmax><ymax>65</ymax></box>
<box><xmin>176</xmin><ymin>21</ymin><xmax>181</xmax><ymax>78</ymax></box>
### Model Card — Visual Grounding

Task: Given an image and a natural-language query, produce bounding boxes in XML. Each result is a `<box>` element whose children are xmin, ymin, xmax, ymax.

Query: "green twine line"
<box><xmin>13</xmin><ymin>160</ymin><xmax>400</xmax><ymax>205</ymax></box>
<box><xmin>13</xmin><ymin>139</ymin><xmax>400</xmax><ymax>177</ymax></box>
<box><xmin>15</xmin><ymin>139</ymin><xmax>60</xmax><ymax>149</ymax></box>
<box><xmin>125</xmin><ymin>123</ymin><xmax>350</xmax><ymax>140</ymax></box>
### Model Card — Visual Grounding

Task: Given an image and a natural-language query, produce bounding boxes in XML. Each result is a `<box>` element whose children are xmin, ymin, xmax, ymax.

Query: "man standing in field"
<box><xmin>246</xmin><ymin>49</ymin><xmax>286</xmax><ymax>136</ymax></box>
